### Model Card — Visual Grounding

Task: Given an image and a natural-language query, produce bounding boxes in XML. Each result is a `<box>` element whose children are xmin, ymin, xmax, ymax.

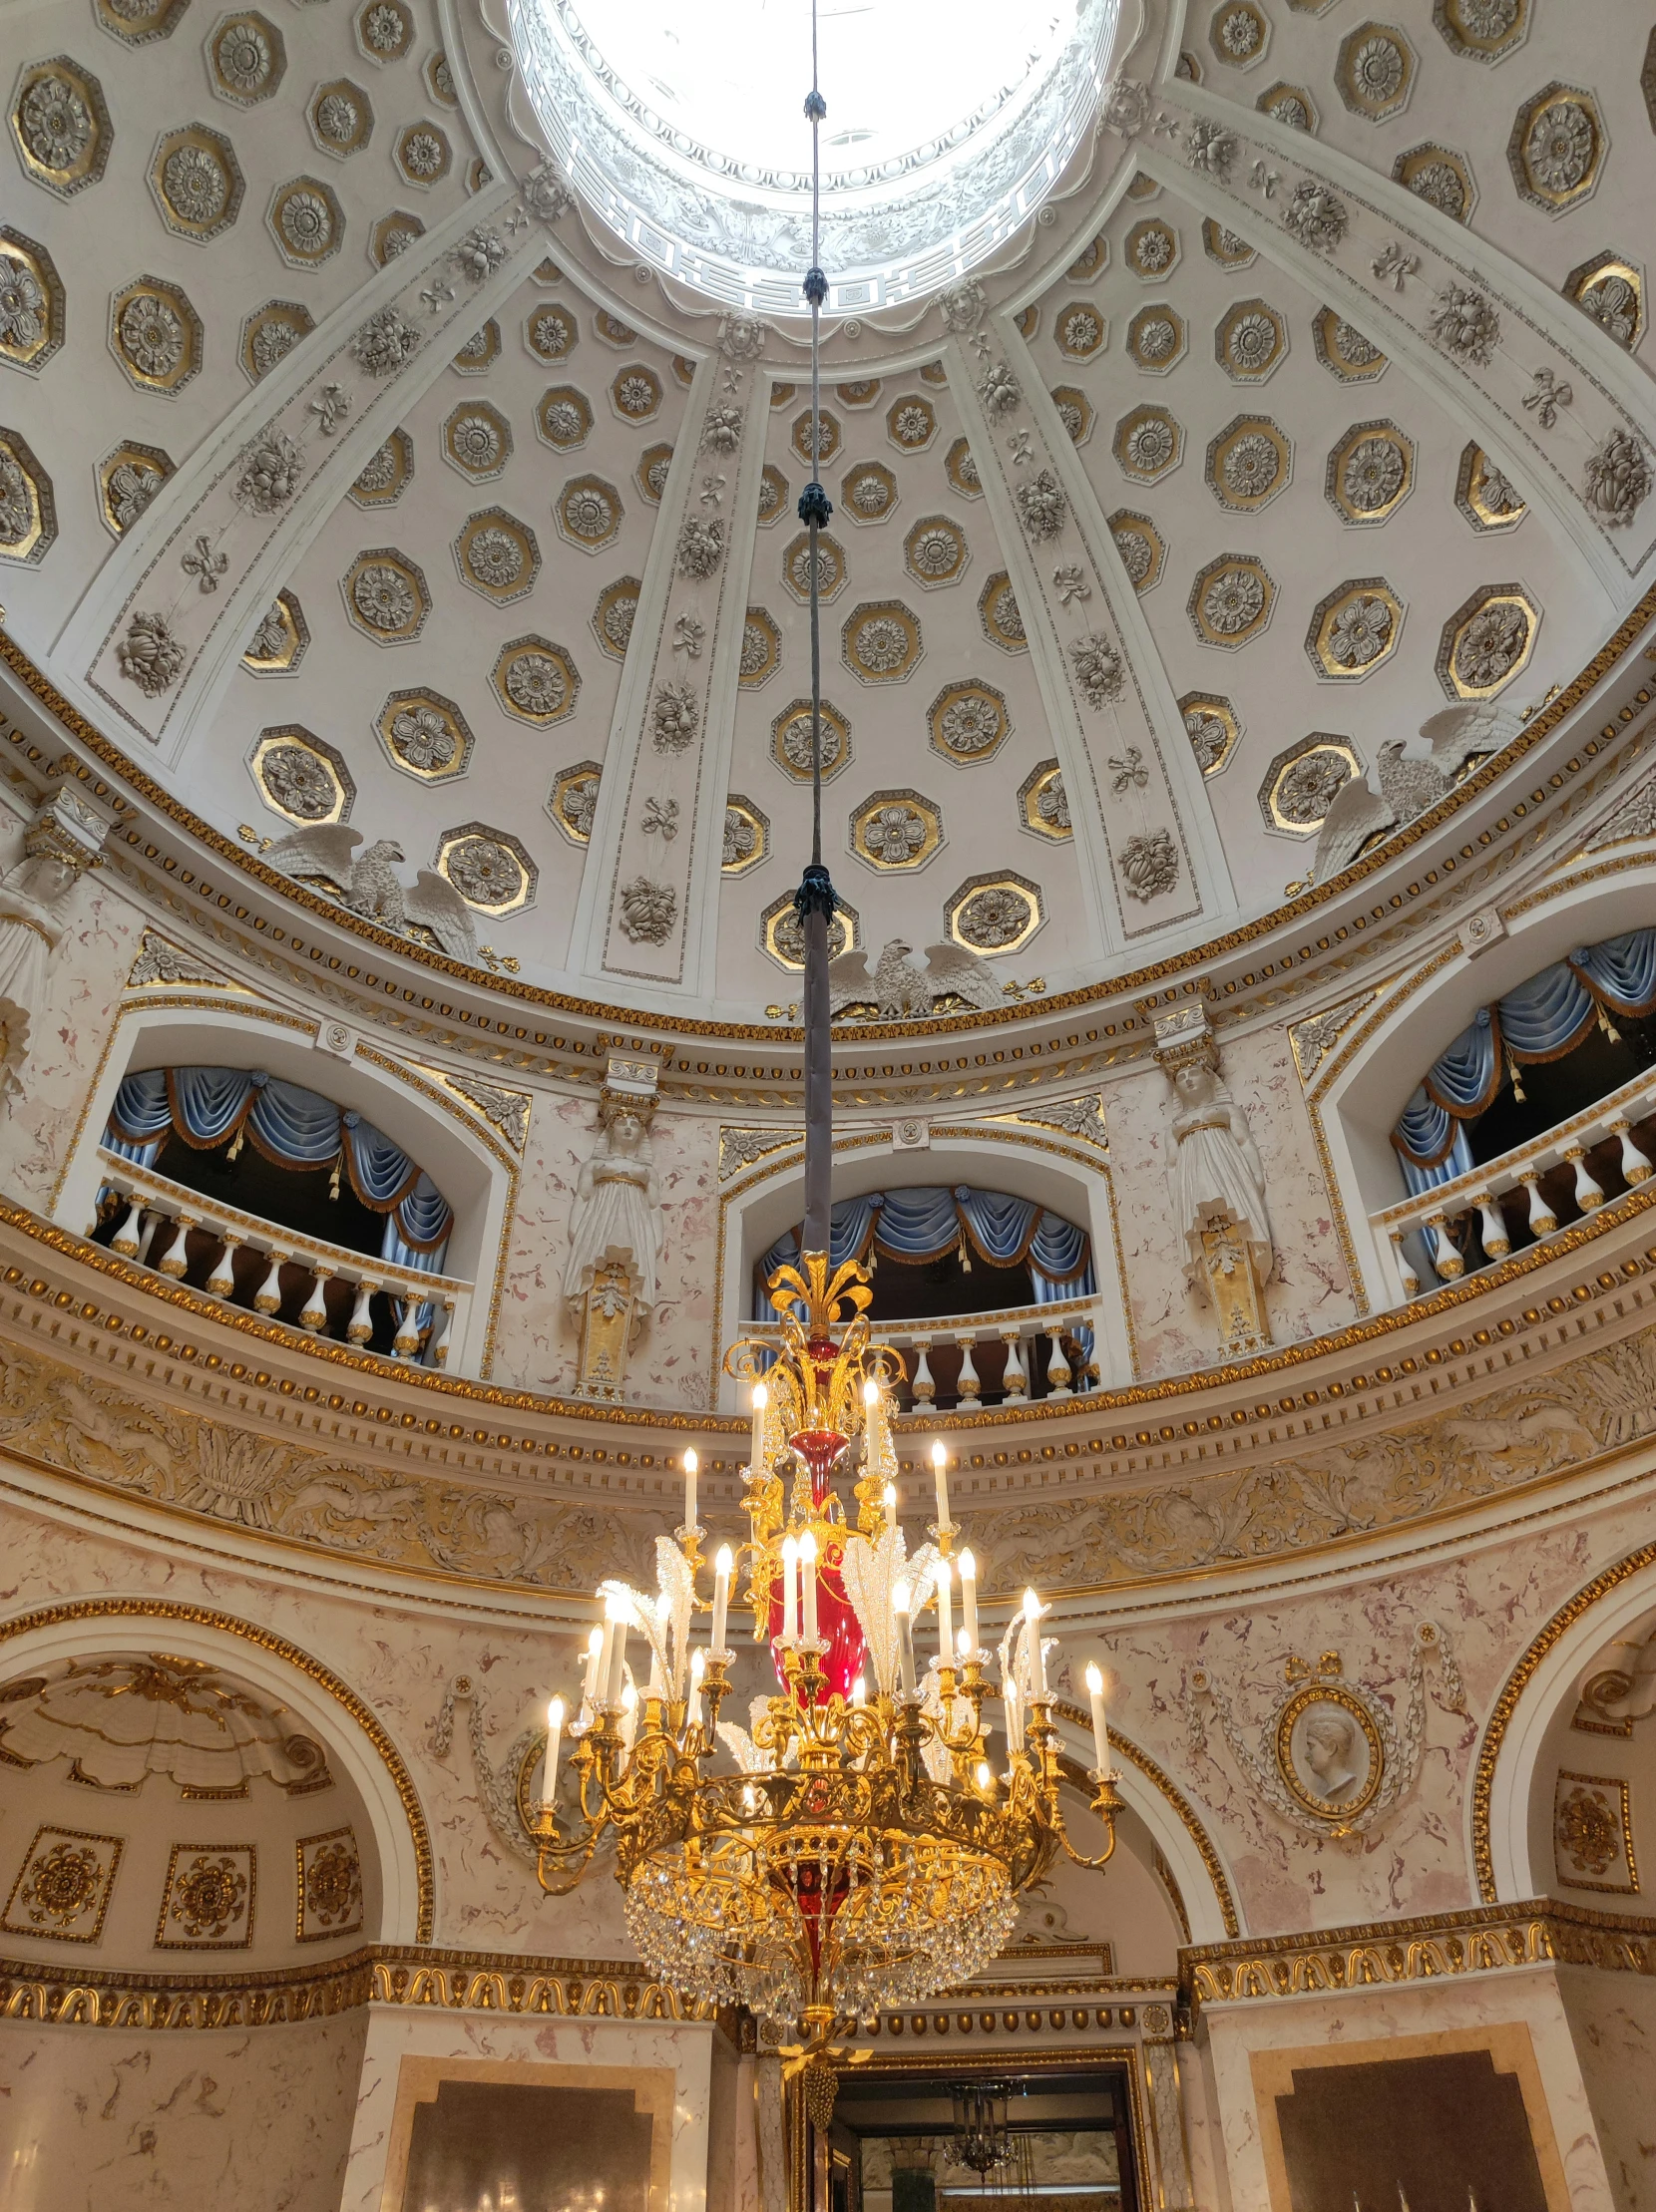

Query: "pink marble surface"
<box><xmin>0</xmin><ymin>2015</ymin><xmax>366</xmax><ymax>2212</ymax></box>
<box><xmin>1202</xmin><ymin>1975</ymin><xmax>1614</xmax><ymax>2212</ymax></box>
<box><xmin>1100</xmin><ymin>1027</ymin><xmax>1357</xmax><ymax>1381</ymax></box>
<box><xmin>340</xmin><ymin>2010</ymin><xmax>714</xmax><ymax>2212</ymax></box>
<box><xmin>0</xmin><ymin>875</ymin><xmax>140</xmax><ymax>1217</ymax></box>
<box><xmin>1558</xmin><ymin>1971</ymin><xmax>1656</xmax><ymax>2212</ymax></box>
<box><xmin>492</xmin><ymin>1093</ymin><xmax>721</xmax><ymax>1407</ymax></box>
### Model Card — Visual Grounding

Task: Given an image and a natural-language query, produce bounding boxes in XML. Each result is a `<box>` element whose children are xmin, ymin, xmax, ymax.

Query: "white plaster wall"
<box><xmin>0</xmin><ymin>2013</ymin><xmax>367</xmax><ymax>2212</ymax></box>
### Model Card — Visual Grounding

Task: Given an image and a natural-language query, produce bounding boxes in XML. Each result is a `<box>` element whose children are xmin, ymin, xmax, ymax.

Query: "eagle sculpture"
<box><xmin>263</xmin><ymin>823</ymin><xmax>478</xmax><ymax>961</ymax></box>
<box><xmin>1307</xmin><ymin>701</ymin><xmax>1527</xmax><ymax>887</ymax></box>
<box><xmin>827</xmin><ymin>936</ymin><xmax>1004</xmax><ymax>1020</ymax></box>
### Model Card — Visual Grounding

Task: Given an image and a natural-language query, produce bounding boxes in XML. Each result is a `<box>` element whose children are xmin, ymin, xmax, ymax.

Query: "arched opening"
<box><xmin>1390</xmin><ymin>927</ymin><xmax>1656</xmax><ymax>1277</ymax></box>
<box><xmin>92</xmin><ymin>1065</ymin><xmax>454</xmax><ymax>1359</ymax></box>
<box><xmin>755</xmin><ymin>1184</ymin><xmax>1097</xmax><ymax>1406</ymax></box>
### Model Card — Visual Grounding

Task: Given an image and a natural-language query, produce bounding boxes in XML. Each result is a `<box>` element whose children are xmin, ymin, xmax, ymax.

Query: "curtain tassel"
<box><xmin>1598</xmin><ymin>1002</ymin><xmax>1623</xmax><ymax>1044</ymax></box>
<box><xmin>957</xmin><ymin>1234</ymin><xmax>972</xmax><ymax>1275</ymax></box>
<box><xmin>328</xmin><ymin>1155</ymin><xmax>342</xmax><ymax>1202</ymax></box>
<box><xmin>225</xmin><ymin>1128</ymin><xmax>244</xmax><ymax>1164</ymax></box>
<box><xmin>1506</xmin><ymin>1051</ymin><xmax>1525</xmax><ymax>1104</ymax></box>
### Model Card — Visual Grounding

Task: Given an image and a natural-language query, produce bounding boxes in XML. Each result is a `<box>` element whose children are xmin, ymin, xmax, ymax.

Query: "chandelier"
<box><xmin>524</xmin><ymin>0</ymin><xmax>1120</xmax><ymax>2089</ymax></box>
<box><xmin>531</xmin><ymin>1250</ymin><xmax>1122</xmax><ymax>2064</ymax></box>
<box><xmin>949</xmin><ymin>2081</ymin><xmax>1016</xmax><ymax>2176</ymax></box>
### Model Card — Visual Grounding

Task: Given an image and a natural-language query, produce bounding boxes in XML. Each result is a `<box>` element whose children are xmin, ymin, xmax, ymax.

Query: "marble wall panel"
<box><xmin>339</xmin><ymin>2011</ymin><xmax>714</xmax><ymax>2212</ymax></box>
<box><xmin>1556</xmin><ymin>1967</ymin><xmax>1656</xmax><ymax>2212</ymax></box>
<box><xmin>491</xmin><ymin>1091</ymin><xmax>721</xmax><ymax>1407</ymax></box>
<box><xmin>0</xmin><ymin>2012</ymin><xmax>366</xmax><ymax>2212</ymax></box>
<box><xmin>1200</xmin><ymin>1979</ymin><xmax>1613</xmax><ymax>2212</ymax></box>
<box><xmin>1100</xmin><ymin>1026</ymin><xmax>1357</xmax><ymax>1382</ymax></box>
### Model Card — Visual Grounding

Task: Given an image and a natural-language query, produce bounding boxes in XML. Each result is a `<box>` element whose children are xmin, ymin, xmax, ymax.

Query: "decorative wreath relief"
<box><xmin>350</xmin><ymin>305</ymin><xmax>419</xmax><ymax>375</ymax></box>
<box><xmin>233</xmin><ymin>429</ymin><xmax>303</xmax><ymax>515</ymax></box>
<box><xmin>1066</xmin><ymin>633</ymin><xmax>1123</xmax><ymax>709</ymax></box>
<box><xmin>1185</xmin><ymin>117</ymin><xmax>1236</xmax><ymax>178</ymax></box>
<box><xmin>1583</xmin><ymin>428</ymin><xmax>1652</xmax><ymax>529</ymax></box>
<box><xmin>1282</xmin><ymin>179</ymin><xmax>1348</xmax><ymax>252</ymax></box>
<box><xmin>676</xmin><ymin>515</ymin><xmax>724</xmax><ymax>578</ymax></box>
<box><xmin>976</xmin><ymin>358</ymin><xmax>1022</xmax><ymax>419</ymax></box>
<box><xmin>1429</xmin><ymin>283</ymin><xmax>1500</xmax><ymax>366</ymax></box>
<box><xmin>699</xmin><ymin>401</ymin><xmax>744</xmax><ymax>456</ymax></box>
<box><xmin>1186</xmin><ymin>1625</ymin><xmax>1465</xmax><ymax>1839</ymax></box>
<box><xmin>1118</xmin><ymin>827</ymin><xmax>1178</xmax><ymax>901</ymax></box>
<box><xmin>116</xmin><ymin>609</ymin><xmax>186</xmax><ymax>695</ymax></box>
<box><xmin>1014</xmin><ymin>468</ymin><xmax>1067</xmax><ymax>543</ymax></box>
<box><xmin>619</xmin><ymin>877</ymin><xmax>676</xmax><ymax>944</ymax></box>
<box><xmin>650</xmin><ymin>679</ymin><xmax>699</xmax><ymax>753</ymax></box>
<box><xmin>451</xmin><ymin>224</ymin><xmax>506</xmax><ymax>283</ymax></box>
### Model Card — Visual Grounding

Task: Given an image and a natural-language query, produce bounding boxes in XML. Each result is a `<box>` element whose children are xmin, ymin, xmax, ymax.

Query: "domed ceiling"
<box><xmin>2</xmin><ymin>0</ymin><xmax>1654</xmax><ymax>1031</ymax></box>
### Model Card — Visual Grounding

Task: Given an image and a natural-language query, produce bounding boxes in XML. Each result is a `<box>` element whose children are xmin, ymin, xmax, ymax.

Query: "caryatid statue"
<box><xmin>564</xmin><ymin>1054</ymin><xmax>662</xmax><ymax>1399</ymax></box>
<box><xmin>1154</xmin><ymin>1000</ymin><xmax>1275</xmax><ymax>1358</ymax></box>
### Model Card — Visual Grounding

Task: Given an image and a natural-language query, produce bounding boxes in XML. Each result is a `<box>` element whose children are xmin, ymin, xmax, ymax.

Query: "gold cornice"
<box><xmin>1470</xmin><ymin>1540</ymin><xmax>1656</xmax><ymax>1903</ymax></box>
<box><xmin>4</xmin><ymin>584</ymin><xmax>1655</xmax><ymax>1044</ymax></box>
<box><xmin>0</xmin><ymin>1600</ymin><xmax>434</xmax><ymax>1943</ymax></box>
<box><xmin>1181</xmin><ymin>1895</ymin><xmax>1656</xmax><ymax>2006</ymax></box>
<box><xmin>0</xmin><ymin>1944</ymin><xmax>710</xmax><ymax>2032</ymax></box>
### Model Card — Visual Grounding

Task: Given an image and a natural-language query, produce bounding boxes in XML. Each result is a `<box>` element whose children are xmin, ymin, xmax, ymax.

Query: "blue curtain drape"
<box><xmin>104</xmin><ymin>1066</ymin><xmax>452</xmax><ymax>1252</ymax></box>
<box><xmin>1393</xmin><ymin>927</ymin><xmax>1656</xmax><ymax>1170</ymax></box>
<box><xmin>757</xmin><ymin>1185</ymin><xmax>1095</xmax><ymax>1316</ymax></box>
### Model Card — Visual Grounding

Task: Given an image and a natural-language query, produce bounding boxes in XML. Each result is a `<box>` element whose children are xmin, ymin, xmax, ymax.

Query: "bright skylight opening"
<box><xmin>510</xmin><ymin>0</ymin><xmax>1119</xmax><ymax>312</ymax></box>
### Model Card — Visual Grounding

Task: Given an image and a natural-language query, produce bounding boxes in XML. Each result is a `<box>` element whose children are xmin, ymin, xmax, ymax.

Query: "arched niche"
<box><xmin>715</xmin><ymin>1128</ymin><xmax>1130</xmax><ymax>1407</ymax></box>
<box><xmin>1314</xmin><ymin>864</ymin><xmax>1656</xmax><ymax>1288</ymax></box>
<box><xmin>1472</xmin><ymin>1545</ymin><xmax>1656</xmax><ymax>1908</ymax></box>
<box><xmin>51</xmin><ymin>1001</ymin><xmax>517</xmax><ymax>1379</ymax></box>
<box><xmin>0</xmin><ymin>1599</ymin><xmax>430</xmax><ymax>1946</ymax></box>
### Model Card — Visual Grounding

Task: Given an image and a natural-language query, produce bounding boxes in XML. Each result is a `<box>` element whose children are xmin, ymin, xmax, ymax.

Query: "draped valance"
<box><xmin>104</xmin><ymin>1066</ymin><xmax>453</xmax><ymax>1265</ymax></box>
<box><xmin>1391</xmin><ymin>927</ymin><xmax>1656</xmax><ymax>1191</ymax></box>
<box><xmin>758</xmin><ymin>1185</ymin><xmax>1094</xmax><ymax>1312</ymax></box>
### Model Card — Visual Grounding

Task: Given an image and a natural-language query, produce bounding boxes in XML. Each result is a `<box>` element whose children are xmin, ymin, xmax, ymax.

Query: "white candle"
<box><xmin>780</xmin><ymin>1535</ymin><xmax>799</xmax><ymax>1644</ymax></box>
<box><xmin>620</xmin><ymin>1680</ymin><xmax>638</xmax><ymax>1753</ymax></box>
<box><xmin>545</xmin><ymin>1695</ymin><xmax>565</xmax><ymax>1802</ymax></box>
<box><xmin>931</xmin><ymin>1439</ymin><xmax>951</xmax><ymax>1530</ymax></box>
<box><xmin>1085</xmin><ymin>1660</ymin><xmax>1111</xmax><ymax>1777</ymax></box>
<box><xmin>1023</xmin><ymin>1590</ymin><xmax>1046</xmax><ymax>1695</ymax></box>
<box><xmin>851</xmin><ymin>1674</ymin><xmax>866</xmax><ymax>1707</ymax></box>
<box><xmin>594</xmin><ymin>1618</ymin><xmax>614</xmax><ymax>1710</ymax></box>
<box><xmin>976</xmin><ymin>1759</ymin><xmax>993</xmax><ymax>1792</ymax></box>
<box><xmin>607</xmin><ymin>1593</ymin><xmax>630</xmax><ymax>1705</ymax></box>
<box><xmin>883</xmin><ymin>1481</ymin><xmax>897</xmax><ymax>1528</ymax></box>
<box><xmin>959</xmin><ymin>1548</ymin><xmax>980</xmax><ymax>1655</ymax></box>
<box><xmin>934</xmin><ymin>1556</ymin><xmax>954</xmax><ymax>1663</ymax></box>
<box><xmin>583</xmin><ymin>1626</ymin><xmax>605</xmax><ymax>1711</ymax></box>
<box><xmin>750</xmin><ymin>1381</ymin><xmax>768</xmax><ymax>1473</ymax></box>
<box><xmin>799</xmin><ymin>1529</ymin><xmax>819</xmax><ymax>1643</ymax></box>
<box><xmin>687</xmin><ymin>1648</ymin><xmax>705</xmax><ymax>1729</ymax></box>
<box><xmin>893</xmin><ymin>1581</ymin><xmax>916</xmax><ymax>1695</ymax></box>
<box><xmin>645</xmin><ymin>1596</ymin><xmax>664</xmax><ymax>1698</ymax></box>
<box><xmin>710</xmin><ymin>1542</ymin><xmax>733</xmax><ymax>1654</ymax></box>
<box><xmin>1005</xmin><ymin>1676</ymin><xmax>1024</xmax><ymax>1755</ymax></box>
<box><xmin>682</xmin><ymin>1445</ymin><xmax>698</xmax><ymax>1532</ymax></box>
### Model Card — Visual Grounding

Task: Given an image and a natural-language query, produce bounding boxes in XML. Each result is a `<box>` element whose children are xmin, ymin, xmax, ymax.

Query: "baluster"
<box><xmin>955</xmin><ymin>1334</ymin><xmax>982</xmax><ymax>1407</ymax></box>
<box><xmin>1520</xmin><ymin>1174</ymin><xmax>1558</xmax><ymax>1236</ymax></box>
<box><xmin>1611</xmin><ymin>1119</ymin><xmax>1653</xmax><ymax>1184</ymax></box>
<box><xmin>1043</xmin><ymin>1326</ymin><xmax>1072</xmax><ymax>1400</ymax></box>
<box><xmin>392</xmin><ymin>1297</ymin><xmax>422</xmax><ymax>1360</ymax></box>
<box><xmin>298</xmin><ymin>1268</ymin><xmax>332</xmax><ymax>1333</ymax></box>
<box><xmin>251</xmin><ymin>1252</ymin><xmax>285</xmax><ymax>1314</ymax></box>
<box><xmin>136</xmin><ymin>1210</ymin><xmax>163</xmax><ymax>1267</ymax></box>
<box><xmin>429</xmin><ymin>1298</ymin><xmax>456</xmax><ymax>1369</ymax></box>
<box><xmin>1473</xmin><ymin>1194</ymin><xmax>1510</xmax><ymax>1260</ymax></box>
<box><xmin>1389</xmin><ymin>1230</ymin><xmax>1421</xmax><ymax>1299</ymax></box>
<box><xmin>909</xmin><ymin>1338</ymin><xmax>936</xmax><ymax>1409</ymax></box>
<box><xmin>110</xmin><ymin>1199</ymin><xmax>144</xmax><ymax>1258</ymax></box>
<box><xmin>1425</xmin><ymin>1212</ymin><xmax>1462</xmax><ymax>1280</ymax></box>
<box><xmin>1563</xmin><ymin>1145</ymin><xmax>1605</xmax><ymax>1212</ymax></box>
<box><xmin>345</xmin><ymin>1280</ymin><xmax>377</xmax><ymax>1345</ymax></box>
<box><xmin>1000</xmin><ymin>1329</ymin><xmax>1028</xmax><ymax>1403</ymax></box>
<box><xmin>206</xmin><ymin>1237</ymin><xmax>239</xmax><ymax>1298</ymax></box>
<box><xmin>154</xmin><ymin>1213</ymin><xmax>195</xmax><ymax>1280</ymax></box>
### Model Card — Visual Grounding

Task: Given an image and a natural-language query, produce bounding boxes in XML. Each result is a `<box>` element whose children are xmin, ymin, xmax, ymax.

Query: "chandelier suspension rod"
<box><xmin>796</xmin><ymin>0</ymin><xmax>834</xmax><ymax>1254</ymax></box>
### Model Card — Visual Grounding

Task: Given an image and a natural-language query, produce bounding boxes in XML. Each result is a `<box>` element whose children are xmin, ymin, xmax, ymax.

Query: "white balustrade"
<box><xmin>744</xmin><ymin>1291</ymin><xmax>1098</xmax><ymax>1409</ymax></box>
<box><xmin>92</xmin><ymin>1149</ymin><xmax>473</xmax><ymax>1372</ymax></box>
<box><xmin>1371</xmin><ymin>1071</ymin><xmax>1656</xmax><ymax>1305</ymax></box>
